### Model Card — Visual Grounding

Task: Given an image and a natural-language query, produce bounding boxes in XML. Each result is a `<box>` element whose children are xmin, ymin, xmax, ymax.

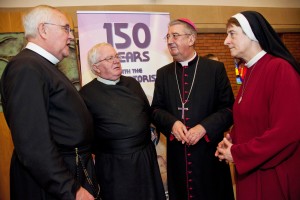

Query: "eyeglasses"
<box><xmin>94</xmin><ymin>54</ymin><xmax>120</xmax><ymax>64</ymax></box>
<box><xmin>164</xmin><ymin>33</ymin><xmax>191</xmax><ymax>41</ymax></box>
<box><xmin>43</xmin><ymin>22</ymin><xmax>73</xmax><ymax>34</ymax></box>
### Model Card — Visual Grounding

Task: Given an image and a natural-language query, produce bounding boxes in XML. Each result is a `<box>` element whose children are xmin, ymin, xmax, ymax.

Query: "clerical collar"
<box><xmin>179</xmin><ymin>52</ymin><xmax>197</xmax><ymax>66</ymax></box>
<box><xmin>245</xmin><ymin>50</ymin><xmax>266</xmax><ymax>68</ymax></box>
<box><xmin>26</xmin><ymin>42</ymin><xmax>60</xmax><ymax>65</ymax></box>
<box><xmin>97</xmin><ymin>76</ymin><xmax>120</xmax><ymax>85</ymax></box>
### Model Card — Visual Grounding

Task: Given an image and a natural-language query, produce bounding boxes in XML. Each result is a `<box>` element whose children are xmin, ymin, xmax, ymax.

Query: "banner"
<box><xmin>77</xmin><ymin>11</ymin><xmax>172</xmax><ymax>195</ymax></box>
<box><xmin>77</xmin><ymin>11</ymin><xmax>172</xmax><ymax>102</ymax></box>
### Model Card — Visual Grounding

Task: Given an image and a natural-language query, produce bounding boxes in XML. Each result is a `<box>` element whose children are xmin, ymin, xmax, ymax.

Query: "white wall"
<box><xmin>1</xmin><ymin>0</ymin><xmax>300</xmax><ymax>8</ymax></box>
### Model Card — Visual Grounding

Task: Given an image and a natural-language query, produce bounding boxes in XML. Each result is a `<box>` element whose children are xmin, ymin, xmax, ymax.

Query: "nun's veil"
<box><xmin>241</xmin><ymin>11</ymin><xmax>300</xmax><ymax>74</ymax></box>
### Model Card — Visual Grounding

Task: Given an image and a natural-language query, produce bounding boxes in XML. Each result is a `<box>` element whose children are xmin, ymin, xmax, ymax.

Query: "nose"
<box><xmin>166</xmin><ymin>37</ymin><xmax>174</xmax><ymax>45</ymax></box>
<box><xmin>69</xmin><ymin>31</ymin><xmax>74</xmax><ymax>40</ymax></box>
<box><xmin>224</xmin><ymin>35</ymin><xmax>230</xmax><ymax>46</ymax></box>
<box><xmin>164</xmin><ymin>34</ymin><xmax>173</xmax><ymax>44</ymax></box>
<box><xmin>113</xmin><ymin>56</ymin><xmax>120</xmax><ymax>63</ymax></box>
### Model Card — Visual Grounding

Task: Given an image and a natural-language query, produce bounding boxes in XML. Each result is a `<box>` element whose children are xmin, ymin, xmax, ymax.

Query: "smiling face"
<box><xmin>224</xmin><ymin>24</ymin><xmax>254</xmax><ymax>61</ymax></box>
<box><xmin>93</xmin><ymin>45</ymin><xmax>122</xmax><ymax>81</ymax></box>
<box><xmin>166</xmin><ymin>24</ymin><xmax>195</xmax><ymax>62</ymax></box>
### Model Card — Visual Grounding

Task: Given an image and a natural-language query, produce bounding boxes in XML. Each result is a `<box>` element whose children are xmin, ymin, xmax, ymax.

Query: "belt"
<box><xmin>59</xmin><ymin>144</ymin><xmax>91</xmax><ymax>156</ymax></box>
<box><xmin>95</xmin><ymin>132</ymin><xmax>151</xmax><ymax>154</ymax></box>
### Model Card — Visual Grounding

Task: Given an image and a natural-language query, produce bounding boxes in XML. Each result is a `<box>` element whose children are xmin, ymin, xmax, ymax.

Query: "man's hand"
<box><xmin>171</xmin><ymin>120</ymin><xmax>188</xmax><ymax>144</ymax></box>
<box><xmin>76</xmin><ymin>187</ymin><xmax>94</xmax><ymax>200</ymax></box>
<box><xmin>186</xmin><ymin>124</ymin><xmax>206</xmax><ymax>145</ymax></box>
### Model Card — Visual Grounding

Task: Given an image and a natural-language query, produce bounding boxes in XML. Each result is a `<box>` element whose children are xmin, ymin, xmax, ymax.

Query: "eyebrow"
<box><xmin>58</xmin><ymin>22</ymin><xmax>69</xmax><ymax>26</ymax></box>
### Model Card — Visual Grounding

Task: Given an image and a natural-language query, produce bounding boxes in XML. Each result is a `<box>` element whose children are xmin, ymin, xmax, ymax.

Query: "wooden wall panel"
<box><xmin>0</xmin><ymin>113</ymin><xmax>13</xmax><ymax>200</ymax></box>
<box><xmin>0</xmin><ymin>12</ymin><xmax>24</xmax><ymax>33</ymax></box>
<box><xmin>0</xmin><ymin>13</ymin><xmax>11</xmax><ymax>33</ymax></box>
<box><xmin>0</xmin><ymin>11</ymin><xmax>72</xmax><ymax>33</ymax></box>
<box><xmin>56</xmin><ymin>5</ymin><xmax>300</xmax><ymax>32</ymax></box>
<box><xmin>1</xmin><ymin>6</ymin><xmax>300</xmax><ymax>33</ymax></box>
<box><xmin>9</xmin><ymin>12</ymin><xmax>24</xmax><ymax>32</ymax></box>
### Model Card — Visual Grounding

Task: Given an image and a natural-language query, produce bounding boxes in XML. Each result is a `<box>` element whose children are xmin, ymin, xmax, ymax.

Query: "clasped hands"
<box><xmin>215</xmin><ymin>133</ymin><xmax>234</xmax><ymax>163</ymax></box>
<box><xmin>171</xmin><ymin>120</ymin><xmax>206</xmax><ymax>145</ymax></box>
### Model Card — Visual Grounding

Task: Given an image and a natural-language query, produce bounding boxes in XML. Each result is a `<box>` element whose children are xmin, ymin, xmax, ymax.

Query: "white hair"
<box><xmin>87</xmin><ymin>43</ymin><xmax>112</xmax><ymax>72</ymax></box>
<box><xmin>22</xmin><ymin>5</ymin><xmax>59</xmax><ymax>39</ymax></box>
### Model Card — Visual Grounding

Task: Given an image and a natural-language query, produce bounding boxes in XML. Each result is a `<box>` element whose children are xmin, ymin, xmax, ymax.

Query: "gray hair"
<box><xmin>169</xmin><ymin>19</ymin><xmax>197</xmax><ymax>37</ymax></box>
<box><xmin>22</xmin><ymin>5</ymin><xmax>60</xmax><ymax>39</ymax></box>
<box><xmin>87</xmin><ymin>43</ymin><xmax>112</xmax><ymax>72</ymax></box>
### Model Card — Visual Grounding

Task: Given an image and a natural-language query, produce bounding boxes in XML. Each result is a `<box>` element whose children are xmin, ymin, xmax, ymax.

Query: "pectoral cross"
<box><xmin>178</xmin><ymin>102</ymin><xmax>189</xmax><ymax>119</ymax></box>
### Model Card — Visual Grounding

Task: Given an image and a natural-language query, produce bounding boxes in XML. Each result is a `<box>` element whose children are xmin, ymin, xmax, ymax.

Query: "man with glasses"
<box><xmin>151</xmin><ymin>18</ymin><xmax>235</xmax><ymax>200</ymax></box>
<box><xmin>79</xmin><ymin>43</ymin><xmax>165</xmax><ymax>200</ymax></box>
<box><xmin>0</xmin><ymin>5</ymin><xmax>99</xmax><ymax>200</ymax></box>
<box><xmin>43</xmin><ymin>22</ymin><xmax>72</xmax><ymax>34</ymax></box>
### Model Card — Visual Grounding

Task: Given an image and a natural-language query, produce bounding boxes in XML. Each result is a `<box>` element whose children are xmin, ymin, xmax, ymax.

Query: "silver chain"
<box><xmin>175</xmin><ymin>57</ymin><xmax>200</xmax><ymax>105</ymax></box>
<box><xmin>75</xmin><ymin>148</ymin><xmax>101</xmax><ymax>199</ymax></box>
<box><xmin>238</xmin><ymin>62</ymin><xmax>257</xmax><ymax>104</ymax></box>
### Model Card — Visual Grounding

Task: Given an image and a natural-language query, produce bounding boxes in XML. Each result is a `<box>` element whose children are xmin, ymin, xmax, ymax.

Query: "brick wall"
<box><xmin>281</xmin><ymin>33</ymin><xmax>300</xmax><ymax>62</ymax></box>
<box><xmin>195</xmin><ymin>32</ymin><xmax>300</xmax><ymax>97</ymax></box>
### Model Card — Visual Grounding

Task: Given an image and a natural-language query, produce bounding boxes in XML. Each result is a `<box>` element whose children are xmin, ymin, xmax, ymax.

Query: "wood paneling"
<box><xmin>0</xmin><ymin>113</ymin><xmax>13</xmax><ymax>200</ymax></box>
<box><xmin>1</xmin><ymin>6</ymin><xmax>300</xmax><ymax>33</ymax></box>
<box><xmin>0</xmin><ymin>11</ymin><xmax>24</xmax><ymax>33</ymax></box>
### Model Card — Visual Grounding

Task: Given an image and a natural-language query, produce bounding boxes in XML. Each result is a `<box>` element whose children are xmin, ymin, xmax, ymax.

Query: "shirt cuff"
<box><xmin>204</xmin><ymin>134</ymin><xmax>210</xmax><ymax>142</ymax></box>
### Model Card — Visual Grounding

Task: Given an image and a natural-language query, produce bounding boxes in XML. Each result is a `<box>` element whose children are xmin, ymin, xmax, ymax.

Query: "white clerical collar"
<box><xmin>26</xmin><ymin>42</ymin><xmax>60</xmax><ymax>65</ymax></box>
<box><xmin>179</xmin><ymin>52</ymin><xmax>197</xmax><ymax>66</ymax></box>
<box><xmin>245</xmin><ymin>50</ymin><xmax>267</xmax><ymax>68</ymax></box>
<box><xmin>97</xmin><ymin>76</ymin><xmax>120</xmax><ymax>85</ymax></box>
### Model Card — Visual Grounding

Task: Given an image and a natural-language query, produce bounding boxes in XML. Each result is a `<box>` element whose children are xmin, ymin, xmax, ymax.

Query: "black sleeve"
<box><xmin>2</xmin><ymin>61</ymin><xmax>77</xmax><ymax>199</ymax></box>
<box><xmin>151</xmin><ymin>68</ymin><xmax>178</xmax><ymax>137</ymax></box>
<box><xmin>200</xmin><ymin>62</ymin><xmax>234</xmax><ymax>142</ymax></box>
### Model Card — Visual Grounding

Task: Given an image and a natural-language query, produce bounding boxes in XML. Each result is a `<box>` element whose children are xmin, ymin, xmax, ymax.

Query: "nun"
<box><xmin>215</xmin><ymin>11</ymin><xmax>300</xmax><ymax>200</ymax></box>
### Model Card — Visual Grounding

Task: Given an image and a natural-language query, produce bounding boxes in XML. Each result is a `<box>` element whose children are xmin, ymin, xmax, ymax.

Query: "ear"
<box><xmin>188</xmin><ymin>34</ymin><xmax>196</xmax><ymax>47</ymax></box>
<box><xmin>38</xmin><ymin>23</ymin><xmax>47</xmax><ymax>39</ymax></box>
<box><xmin>92</xmin><ymin>64</ymin><xmax>101</xmax><ymax>74</ymax></box>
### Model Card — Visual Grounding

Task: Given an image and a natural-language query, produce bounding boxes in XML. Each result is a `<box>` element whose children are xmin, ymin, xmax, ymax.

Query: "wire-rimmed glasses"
<box><xmin>94</xmin><ymin>54</ymin><xmax>120</xmax><ymax>65</ymax></box>
<box><xmin>164</xmin><ymin>33</ymin><xmax>191</xmax><ymax>41</ymax></box>
<box><xmin>44</xmin><ymin>22</ymin><xmax>73</xmax><ymax>34</ymax></box>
